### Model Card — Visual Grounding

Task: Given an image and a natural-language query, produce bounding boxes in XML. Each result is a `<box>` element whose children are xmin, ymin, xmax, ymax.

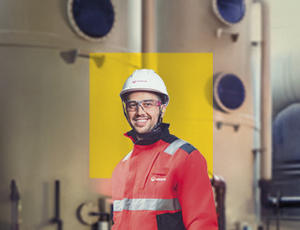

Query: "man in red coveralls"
<box><xmin>112</xmin><ymin>69</ymin><xmax>218</xmax><ymax>230</ymax></box>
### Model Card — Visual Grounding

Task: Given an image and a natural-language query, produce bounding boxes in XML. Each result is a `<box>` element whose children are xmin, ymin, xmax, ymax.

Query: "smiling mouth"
<box><xmin>135</xmin><ymin>119</ymin><xmax>148</xmax><ymax>122</ymax></box>
<box><xmin>133</xmin><ymin>117</ymin><xmax>150</xmax><ymax>126</ymax></box>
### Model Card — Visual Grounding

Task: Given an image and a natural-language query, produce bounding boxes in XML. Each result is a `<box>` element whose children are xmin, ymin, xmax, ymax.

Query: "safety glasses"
<box><xmin>125</xmin><ymin>99</ymin><xmax>162</xmax><ymax>112</ymax></box>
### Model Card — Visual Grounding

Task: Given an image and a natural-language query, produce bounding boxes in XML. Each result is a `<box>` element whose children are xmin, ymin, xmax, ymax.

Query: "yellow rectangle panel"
<box><xmin>90</xmin><ymin>53</ymin><xmax>213</xmax><ymax>178</ymax></box>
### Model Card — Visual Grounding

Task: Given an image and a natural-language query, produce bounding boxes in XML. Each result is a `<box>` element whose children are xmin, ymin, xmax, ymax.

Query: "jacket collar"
<box><xmin>125</xmin><ymin>123</ymin><xmax>170</xmax><ymax>145</ymax></box>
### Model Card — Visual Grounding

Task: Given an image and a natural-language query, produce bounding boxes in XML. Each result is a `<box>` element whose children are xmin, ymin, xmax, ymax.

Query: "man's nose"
<box><xmin>136</xmin><ymin>104</ymin><xmax>146</xmax><ymax>114</ymax></box>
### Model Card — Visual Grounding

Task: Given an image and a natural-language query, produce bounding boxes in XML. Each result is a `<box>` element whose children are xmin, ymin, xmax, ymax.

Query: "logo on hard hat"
<box><xmin>132</xmin><ymin>80</ymin><xmax>148</xmax><ymax>84</ymax></box>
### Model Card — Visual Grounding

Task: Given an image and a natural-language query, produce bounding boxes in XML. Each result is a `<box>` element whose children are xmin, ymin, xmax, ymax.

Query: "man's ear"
<box><xmin>161</xmin><ymin>105</ymin><xmax>167</xmax><ymax>118</ymax></box>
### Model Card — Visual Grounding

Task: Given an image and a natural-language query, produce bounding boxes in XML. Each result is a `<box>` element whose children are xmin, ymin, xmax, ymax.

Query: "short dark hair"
<box><xmin>122</xmin><ymin>91</ymin><xmax>167</xmax><ymax>105</ymax></box>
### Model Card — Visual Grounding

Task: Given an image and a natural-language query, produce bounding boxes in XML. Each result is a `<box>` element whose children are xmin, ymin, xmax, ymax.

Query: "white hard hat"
<box><xmin>120</xmin><ymin>69</ymin><xmax>169</xmax><ymax>105</ymax></box>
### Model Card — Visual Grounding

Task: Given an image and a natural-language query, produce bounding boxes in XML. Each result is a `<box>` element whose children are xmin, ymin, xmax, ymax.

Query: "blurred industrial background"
<box><xmin>1</xmin><ymin>0</ymin><xmax>300</xmax><ymax>229</ymax></box>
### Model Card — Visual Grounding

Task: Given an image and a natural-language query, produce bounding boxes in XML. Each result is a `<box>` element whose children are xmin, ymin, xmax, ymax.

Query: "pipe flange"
<box><xmin>212</xmin><ymin>0</ymin><xmax>246</xmax><ymax>26</ymax></box>
<box><xmin>67</xmin><ymin>0</ymin><xmax>116</xmax><ymax>42</ymax></box>
<box><xmin>77</xmin><ymin>201</ymin><xmax>99</xmax><ymax>225</ymax></box>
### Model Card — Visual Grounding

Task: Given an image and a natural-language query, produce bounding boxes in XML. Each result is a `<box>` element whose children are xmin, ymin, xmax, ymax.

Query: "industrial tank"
<box><xmin>269</xmin><ymin>0</ymin><xmax>300</xmax><ymax>228</ymax></box>
<box><xmin>0</xmin><ymin>0</ymin><xmax>140</xmax><ymax>229</ymax></box>
<box><xmin>156</xmin><ymin>0</ymin><xmax>256</xmax><ymax>228</ymax></box>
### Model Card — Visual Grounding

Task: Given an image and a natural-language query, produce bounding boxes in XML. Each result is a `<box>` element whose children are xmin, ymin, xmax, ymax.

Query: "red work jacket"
<box><xmin>112</xmin><ymin>125</ymin><xmax>218</xmax><ymax>230</ymax></box>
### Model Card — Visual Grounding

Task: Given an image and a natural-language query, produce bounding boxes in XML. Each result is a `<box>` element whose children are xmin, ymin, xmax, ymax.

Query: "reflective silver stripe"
<box><xmin>164</xmin><ymin>139</ymin><xmax>187</xmax><ymax>155</ymax></box>
<box><xmin>122</xmin><ymin>150</ymin><xmax>132</xmax><ymax>161</ymax></box>
<box><xmin>113</xmin><ymin>198</ymin><xmax>181</xmax><ymax>211</ymax></box>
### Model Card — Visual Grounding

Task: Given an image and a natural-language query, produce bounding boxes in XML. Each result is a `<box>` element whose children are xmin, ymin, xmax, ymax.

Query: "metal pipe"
<box><xmin>141</xmin><ymin>0</ymin><xmax>157</xmax><ymax>69</ymax></box>
<box><xmin>251</xmin><ymin>1</ymin><xmax>263</xmax><ymax>225</ymax></box>
<box><xmin>55</xmin><ymin>180</ymin><xmax>60</xmax><ymax>221</ymax></box>
<box><xmin>211</xmin><ymin>175</ymin><xmax>226</xmax><ymax>230</ymax></box>
<box><xmin>51</xmin><ymin>180</ymin><xmax>63</xmax><ymax>230</ymax></box>
<box><xmin>142</xmin><ymin>0</ymin><xmax>156</xmax><ymax>53</ymax></box>
<box><xmin>268</xmin><ymin>196</ymin><xmax>300</xmax><ymax>208</ymax></box>
<box><xmin>128</xmin><ymin>0</ymin><xmax>142</xmax><ymax>52</ymax></box>
<box><xmin>259</xmin><ymin>0</ymin><xmax>272</xmax><ymax>180</ymax></box>
<box><xmin>10</xmin><ymin>180</ymin><xmax>21</xmax><ymax>230</ymax></box>
<box><xmin>266</xmin><ymin>216</ymin><xmax>300</xmax><ymax>222</ymax></box>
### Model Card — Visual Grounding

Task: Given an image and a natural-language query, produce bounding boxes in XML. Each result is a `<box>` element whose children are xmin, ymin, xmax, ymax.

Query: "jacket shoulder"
<box><xmin>163</xmin><ymin>136</ymin><xmax>197</xmax><ymax>156</ymax></box>
<box><xmin>178</xmin><ymin>141</ymin><xmax>197</xmax><ymax>154</ymax></box>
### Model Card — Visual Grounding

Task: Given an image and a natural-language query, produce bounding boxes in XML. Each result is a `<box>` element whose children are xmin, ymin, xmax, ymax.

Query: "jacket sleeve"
<box><xmin>176</xmin><ymin>149</ymin><xmax>218</xmax><ymax>230</ymax></box>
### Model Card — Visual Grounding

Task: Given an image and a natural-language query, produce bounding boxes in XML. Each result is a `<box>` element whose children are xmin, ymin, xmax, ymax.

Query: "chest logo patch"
<box><xmin>151</xmin><ymin>176</ymin><xmax>166</xmax><ymax>182</ymax></box>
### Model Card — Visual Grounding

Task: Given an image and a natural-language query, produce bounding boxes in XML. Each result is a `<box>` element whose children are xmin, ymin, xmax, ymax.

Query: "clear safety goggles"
<box><xmin>125</xmin><ymin>99</ymin><xmax>162</xmax><ymax>112</ymax></box>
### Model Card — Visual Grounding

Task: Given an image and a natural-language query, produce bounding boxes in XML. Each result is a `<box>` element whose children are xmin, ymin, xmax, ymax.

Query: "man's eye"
<box><xmin>127</xmin><ymin>103</ymin><xmax>137</xmax><ymax>108</ymax></box>
<box><xmin>143</xmin><ymin>102</ymin><xmax>153</xmax><ymax>107</ymax></box>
